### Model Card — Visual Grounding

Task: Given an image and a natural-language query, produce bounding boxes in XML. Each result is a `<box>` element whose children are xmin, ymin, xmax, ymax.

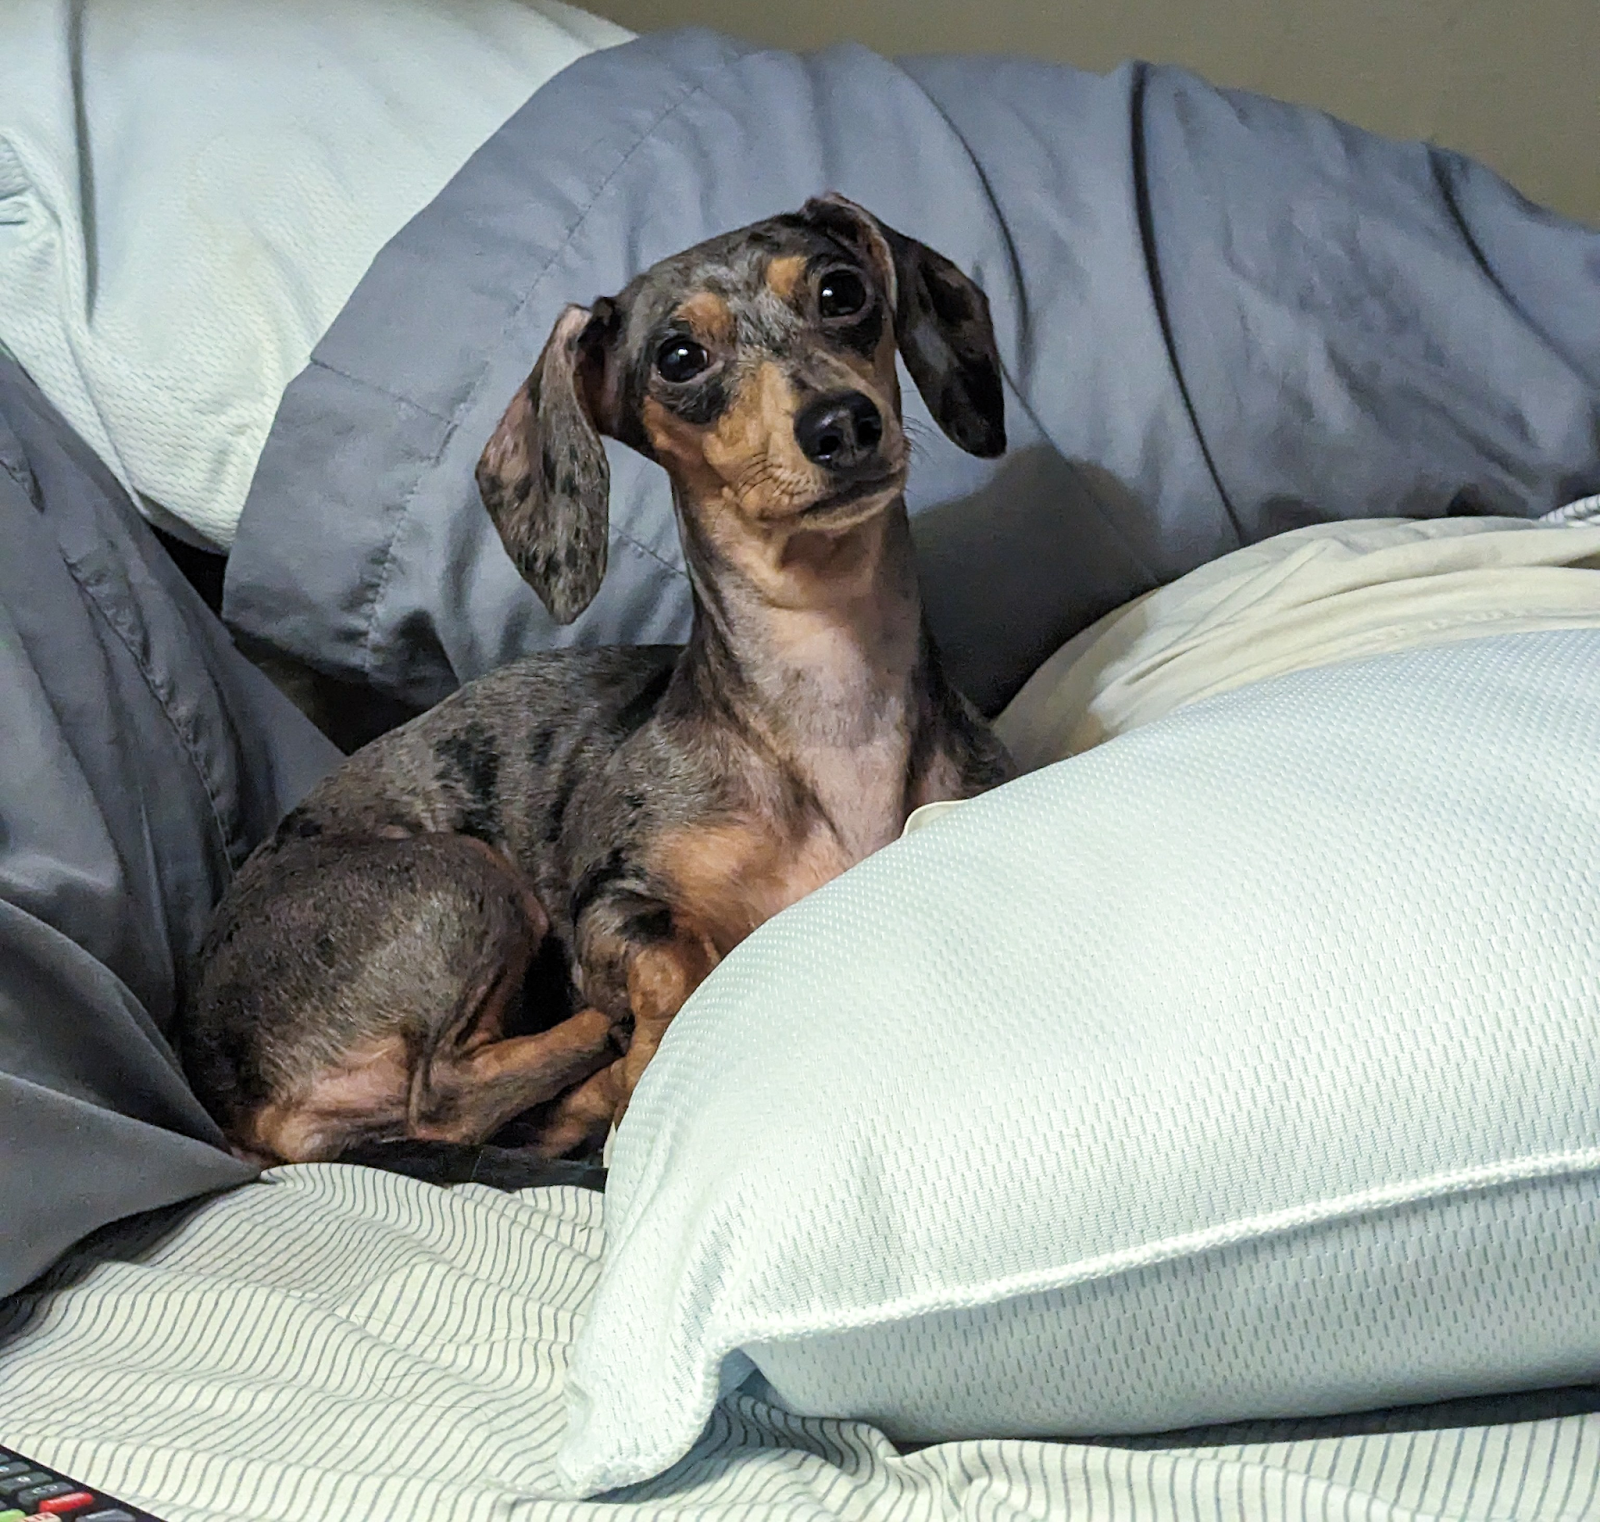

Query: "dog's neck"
<box><xmin>680</xmin><ymin>493</ymin><xmax>927</xmax><ymax>733</ymax></box>
<box><xmin>676</xmin><ymin>493</ymin><xmax>941</xmax><ymax>849</ymax></box>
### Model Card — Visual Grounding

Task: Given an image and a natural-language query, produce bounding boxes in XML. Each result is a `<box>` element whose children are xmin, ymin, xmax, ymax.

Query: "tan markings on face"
<box><xmin>643</xmin><ymin>360</ymin><xmax>824</xmax><ymax>523</ymax></box>
<box><xmin>871</xmin><ymin>321</ymin><xmax>901</xmax><ymax>396</ymax></box>
<box><xmin>641</xmin><ymin>394</ymin><xmax>740</xmax><ymax>506</ymax></box>
<box><xmin>810</xmin><ymin>302</ymin><xmax>900</xmax><ymax>394</ymax></box>
<box><xmin>675</xmin><ymin>290</ymin><xmax>735</xmax><ymax>346</ymax></box>
<box><xmin>765</xmin><ymin>254</ymin><xmax>808</xmax><ymax>303</ymax></box>
<box><xmin>805</xmin><ymin>322</ymin><xmax>903</xmax><ymax>412</ymax></box>
<box><xmin>706</xmin><ymin>361</ymin><xmax>819</xmax><ymax>516</ymax></box>
<box><xmin>791</xmin><ymin>312</ymin><xmax>903</xmax><ymax>458</ymax></box>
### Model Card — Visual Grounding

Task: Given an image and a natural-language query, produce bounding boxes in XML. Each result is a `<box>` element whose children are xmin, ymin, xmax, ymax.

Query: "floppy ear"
<box><xmin>801</xmin><ymin>193</ymin><xmax>1006</xmax><ymax>458</ymax></box>
<box><xmin>476</xmin><ymin>302</ymin><xmax>616</xmax><ymax>624</ymax></box>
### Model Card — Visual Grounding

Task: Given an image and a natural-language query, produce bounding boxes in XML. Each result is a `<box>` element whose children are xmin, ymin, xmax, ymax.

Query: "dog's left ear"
<box><xmin>801</xmin><ymin>193</ymin><xmax>1006</xmax><ymax>458</ymax></box>
<box><xmin>476</xmin><ymin>301</ymin><xmax>618</xmax><ymax>624</ymax></box>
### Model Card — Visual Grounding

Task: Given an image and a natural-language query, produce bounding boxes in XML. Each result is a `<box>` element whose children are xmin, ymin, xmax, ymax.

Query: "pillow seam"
<box><xmin>726</xmin><ymin>1146</ymin><xmax>1600</xmax><ymax>1342</ymax></box>
<box><xmin>577</xmin><ymin>1146</ymin><xmax>1600</xmax><ymax>1492</ymax></box>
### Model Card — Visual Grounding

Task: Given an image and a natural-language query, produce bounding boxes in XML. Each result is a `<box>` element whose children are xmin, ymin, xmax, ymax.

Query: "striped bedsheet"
<box><xmin>2</xmin><ymin>1165</ymin><xmax>1596</xmax><ymax>1521</ymax></box>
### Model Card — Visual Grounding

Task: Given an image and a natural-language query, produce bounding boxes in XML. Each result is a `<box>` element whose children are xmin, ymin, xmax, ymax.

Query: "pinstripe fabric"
<box><xmin>2</xmin><ymin>1167</ymin><xmax>1595</xmax><ymax>1520</ymax></box>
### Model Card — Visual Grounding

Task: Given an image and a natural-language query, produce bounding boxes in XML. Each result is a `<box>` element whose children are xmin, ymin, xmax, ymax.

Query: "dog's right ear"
<box><xmin>477</xmin><ymin>302</ymin><xmax>617</xmax><ymax>625</ymax></box>
<box><xmin>800</xmin><ymin>193</ymin><xmax>1006</xmax><ymax>460</ymax></box>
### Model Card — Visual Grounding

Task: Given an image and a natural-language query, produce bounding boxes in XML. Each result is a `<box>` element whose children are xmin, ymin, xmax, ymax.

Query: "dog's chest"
<box><xmin>650</xmin><ymin>739</ymin><xmax>910</xmax><ymax>954</ymax></box>
<box><xmin>755</xmin><ymin>825</ymin><xmax>863</xmax><ymax>928</ymax></box>
<box><xmin>654</xmin><ymin>821</ymin><xmax>859</xmax><ymax>954</ymax></box>
<box><xmin>796</xmin><ymin>734</ymin><xmax>911</xmax><ymax>861</ymax></box>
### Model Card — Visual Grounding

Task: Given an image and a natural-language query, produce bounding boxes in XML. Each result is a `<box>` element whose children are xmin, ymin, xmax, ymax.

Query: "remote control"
<box><xmin>0</xmin><ymin>1446</ymin><xmax>164</xmax><ymax>1521</ymax></box>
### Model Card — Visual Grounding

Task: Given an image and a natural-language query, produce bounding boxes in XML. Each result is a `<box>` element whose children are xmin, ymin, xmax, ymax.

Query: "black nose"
<box><xmin>793</xmin><ymin>391</ymin><xmax>884</xmax><ymax>470</ymax></box>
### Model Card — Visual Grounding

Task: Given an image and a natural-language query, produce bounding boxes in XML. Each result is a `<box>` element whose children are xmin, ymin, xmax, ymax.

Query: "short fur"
<box><xmin>182</xmin><ymin>196</ymin><xmax>1014</xmax><ymax>1164</ymax></box>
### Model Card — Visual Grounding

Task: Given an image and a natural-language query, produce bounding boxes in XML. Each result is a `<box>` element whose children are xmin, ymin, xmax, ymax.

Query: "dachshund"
<box><xmin>180</xmin><ymin>194</ymin><xmax>1014</xmax><ymax>1167</ymax></box>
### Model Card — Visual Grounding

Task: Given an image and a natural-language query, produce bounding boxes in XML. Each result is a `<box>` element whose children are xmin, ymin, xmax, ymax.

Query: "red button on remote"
<box><xmin>35</xmin><ymin>1495</ymin><xmax>95</xmax><ymax>1515</ymax></box>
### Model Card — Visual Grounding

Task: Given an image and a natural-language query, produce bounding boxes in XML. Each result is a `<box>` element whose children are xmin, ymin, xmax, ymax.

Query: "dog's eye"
<box><xmin>817</xmin><ymin>269</ymin><xmax>868</xmax><ymax>320</ymax></box>
<box><xmin>656</xmin><ymin>337</ymin><xmax>710</xmax><ymax>383</ymax></box>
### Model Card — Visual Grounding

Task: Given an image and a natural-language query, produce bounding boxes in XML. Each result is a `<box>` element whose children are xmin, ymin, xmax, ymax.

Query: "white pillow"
<box><xmin>0</xmin><ymin>0</ymin><xmax>631</xmax><ymax>548</ymax></box>
<box><xmin>995</xmin><ymin>512</ymin><xmax>1600</xmax><ymax>769</ymax></box>
<box><xmin>558</xmin><ymin>628</ymin><xmax>1600</xmax><ymax>1497</ymax></box>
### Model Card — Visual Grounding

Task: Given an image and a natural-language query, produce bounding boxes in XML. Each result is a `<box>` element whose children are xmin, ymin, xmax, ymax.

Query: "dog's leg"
<box><xmin>572</xmin><ymin>906</ymin><xmax>721</xmax><ymax>1119</ymax></box>
<box><xmin>487</xmin><ymin>922</ymin><xmax>716</xmax><ymax>1155</ymax></box>
<box><xmin>409</xmin><ymin>1006</ymin><xmax>616</xmax><ymax>1147</ymax></box>
<box><xmin>529</xmin><ymin>1063</ymin><xmax>624</xmax><ymax>1156</ymax></box>
<box><xmin>615</xmin><ymin>927</ymin><xmax>720</xmax><ymax>1111</ymax></box>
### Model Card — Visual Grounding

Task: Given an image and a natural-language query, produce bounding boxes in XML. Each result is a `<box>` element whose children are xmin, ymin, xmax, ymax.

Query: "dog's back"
<box><xmin>267</xmin><ymin>645</ymin><xmax>679</xmax><ymax>926</ymax></box>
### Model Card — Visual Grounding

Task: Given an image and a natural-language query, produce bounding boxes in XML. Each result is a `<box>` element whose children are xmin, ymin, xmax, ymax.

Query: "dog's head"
<box><xmin>477</xmin><ymin>194</ymin><xmax>1006</xmax><ymax>623</ymax></box>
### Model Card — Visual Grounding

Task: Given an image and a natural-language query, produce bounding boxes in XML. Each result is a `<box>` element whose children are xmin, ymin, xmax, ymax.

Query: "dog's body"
<box><xmin>182</xmin><ymin>195</ymin><xmax>1014</xmax><ymax>1164</ymax></box>
<box><xmin>184</xmin><ymin>647</ymin><xmax>675</xmax><ymax>1163</ymax></box>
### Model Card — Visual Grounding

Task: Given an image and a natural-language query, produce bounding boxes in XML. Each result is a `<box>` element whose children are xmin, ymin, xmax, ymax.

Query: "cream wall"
<box><xmin>593</xmin><ymin>0</ymin><xmax>1600</xmax><ymax>228</ymax></box>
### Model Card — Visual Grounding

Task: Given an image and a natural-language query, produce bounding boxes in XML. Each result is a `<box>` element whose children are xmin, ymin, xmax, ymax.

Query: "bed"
<box><xmin>5</xmin><ymin>1165</ymin><xmax>1600</xmax><ymax>1522</ymax></box>
<box><xmin>3</xmin><ymin>3</ymin><xmax>1600</xmax><ymax>1518</ymax></box>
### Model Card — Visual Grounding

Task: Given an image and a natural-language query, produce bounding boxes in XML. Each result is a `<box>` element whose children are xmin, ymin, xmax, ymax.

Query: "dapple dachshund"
<box><xmin>181</xmin><ymin>194</ymin><xmax>1014</xmax><ymax>1167</ymax></box>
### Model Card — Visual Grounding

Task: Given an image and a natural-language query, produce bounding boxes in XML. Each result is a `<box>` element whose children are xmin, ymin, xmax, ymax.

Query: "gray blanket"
<box><xmin>3</xmin><ymin>27</ymin><xmax>1599</xmax><ymax>1298</ymax></box>
<box><xmin>0</xmin><ymin>356</ymin><xmax>338</xmax><ymax>1297</ymax></box>
<box><xmin>229</xmin><ymin>29</ymin><xmax>1600</xmax><ymax>716</ymax></box>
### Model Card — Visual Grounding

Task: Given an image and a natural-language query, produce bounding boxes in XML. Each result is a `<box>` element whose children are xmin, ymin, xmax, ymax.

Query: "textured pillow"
<box><xmin>0</xmin><ymin>0</ymin><xmax>630</xmax><ymax>548</ymax></box>
<box><xmin>558</xmin><ymin>628</ymin><xmax>1600</xmax><ymax>1497</ymax></box>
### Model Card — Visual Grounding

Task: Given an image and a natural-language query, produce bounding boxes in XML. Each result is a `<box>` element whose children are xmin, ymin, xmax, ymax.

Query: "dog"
<box><xmin>181</xmin><ymin>194</ymin><xmax>1014</xmax><ymax>1166</ymax></box>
